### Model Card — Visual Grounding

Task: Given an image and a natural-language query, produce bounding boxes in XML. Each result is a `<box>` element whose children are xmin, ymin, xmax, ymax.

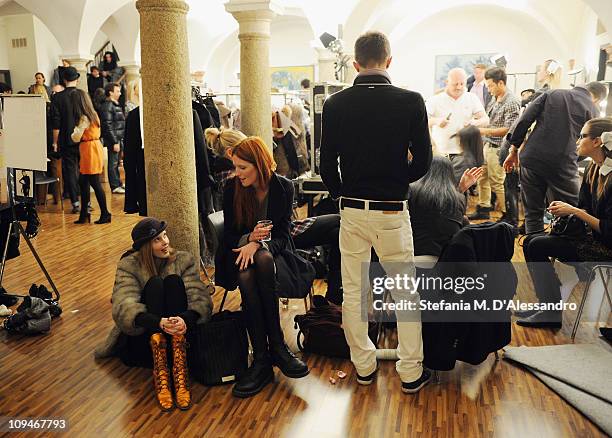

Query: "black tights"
<box><xmin>142</xmin><ymin>275</ymin><xmax>189</xmax><ymax>320</ymax></box>
<box><xmin>118</xmin><ymin>275</ymin><xmax>188</xmax><ymax>368</ymax></box>
<box><xmin>237</xmin><ymin>249</ymin><xmax>283</xmax><ymax>360</ymax></box>
<box><xmin>78</xmin><ymin>173</ymin><xmax>109</xmax><ymax>218</ymax></box>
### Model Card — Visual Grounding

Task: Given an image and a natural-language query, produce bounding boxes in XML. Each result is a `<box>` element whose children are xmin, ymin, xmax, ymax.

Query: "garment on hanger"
<box><xmin>123</xmin><ymin>107</ymin><xmax>147</xmax><ymax>216</ymax></box>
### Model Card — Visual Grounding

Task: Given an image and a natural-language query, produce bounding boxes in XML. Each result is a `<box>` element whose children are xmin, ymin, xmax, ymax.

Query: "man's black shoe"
<box><xmin>513</xmin><ymin>309</ymin><xmax>539</xmax><ymax>319</ymax></box>
<box><xmin>232</xmin><ymin>359</ymin><xmax>274</xmax><ymax>398</ymax></box>
<box><xmin>497</xmin><ymin>213</ymin><xmax>518</xmax><ymax>227</ymax></box>
<box><xmin>270</xmin><ymin>343</ymin><xmax>309</xmax><ymax>378</ymax></box>
<box><xmin>468</xmin><ymin>206</ymin><xmax>491</xmax><ymax>220</ymax></box>
<box><xmin>402</xmin><ymin>369</ymin><xmax>432</xmax><ymax>394</ymax></box>
<box><xmin>356</xmin><ymin>367</ymin><xmax>378</xmax><ymax>385</ymax></box>
<box><xmin>516</xmin><ymin>310</ymin><xmax>562</xmax><ymax>328</ymax></box>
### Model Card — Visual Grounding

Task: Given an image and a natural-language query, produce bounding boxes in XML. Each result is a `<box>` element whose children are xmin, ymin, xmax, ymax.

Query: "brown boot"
<box><xmin>150</xmin><ymin>333</ymin><xmax>174</xmax><ymax>411</ymax></box>
<box><xmin>171</xmin><ymin>334</ymin><xmax>192</xmax><ymax>410</ymax></box>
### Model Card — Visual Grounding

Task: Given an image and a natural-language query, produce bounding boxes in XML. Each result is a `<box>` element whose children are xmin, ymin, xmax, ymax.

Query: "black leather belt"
<box><xmin>340</xmin><ymin>198</ymin><xmax>406</xmax><ymax>211</ymax></box>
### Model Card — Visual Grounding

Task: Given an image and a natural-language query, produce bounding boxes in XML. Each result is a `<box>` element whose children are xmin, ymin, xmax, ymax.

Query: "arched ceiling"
<box><xmin>1</xmin><ymin>0</ymin><xmax>609</xmax><ymax>66</ymax></box>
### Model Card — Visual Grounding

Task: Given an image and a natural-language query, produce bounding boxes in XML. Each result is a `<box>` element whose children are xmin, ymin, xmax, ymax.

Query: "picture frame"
<box><xmin>12</xmin><ymin>168</ymin><xmax>35</xmax><ymax>203</ymax></box>
<box><xmin>434</xmin><ymin>53</ymin><xmax>495</xmax><ymax>91</ymax></box>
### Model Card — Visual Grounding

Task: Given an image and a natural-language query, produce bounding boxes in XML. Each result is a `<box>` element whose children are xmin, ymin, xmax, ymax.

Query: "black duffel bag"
<box><xmin>188</xmin><ymin>309</ymin><xmax>249</xmax><ymax>386</ymax></box>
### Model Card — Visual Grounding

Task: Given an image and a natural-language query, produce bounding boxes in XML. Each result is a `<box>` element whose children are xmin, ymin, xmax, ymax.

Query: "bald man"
<box><xmin>426</xmin><ymin>68</ymin><xmax>489</xmax><ymax>158</ymax></box>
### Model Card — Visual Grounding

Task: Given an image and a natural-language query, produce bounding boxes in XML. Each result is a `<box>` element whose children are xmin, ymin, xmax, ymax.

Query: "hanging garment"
<box><xmin>123</xmin><ymin>107</ymin><xmax>147</xmax><ymax>216</ymax></box>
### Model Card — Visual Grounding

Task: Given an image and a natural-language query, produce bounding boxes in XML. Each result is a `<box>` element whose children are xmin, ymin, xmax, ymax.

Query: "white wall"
<box><xmin>0</xmin><ymin>18</ymin><xmax>10</xmax><ymax>70</ymax></box>
<box><xmin>389</xmin><ymin>6</ymin><xmax>567</xmax><ymax>99</ymax></box>
<box><xmin>33</xmin><ymin>15</ymin><xmax>61</xmax><ymax>85</ymax></box>
<box><xmin>4</xmin><ymin>14</ymin><xmax>37</xmax><ymax>92</ymax></box>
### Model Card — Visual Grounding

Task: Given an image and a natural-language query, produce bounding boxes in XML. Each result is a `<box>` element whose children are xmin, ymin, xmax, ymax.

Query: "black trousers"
<box><xmin>523</xmin><ymin>234</ymin><xmax>579</xmax><ymax>304</ymax></box>
<box><xmin>293</xmin><ymin>214</ymin><xmax>342</xmax><ymax>303</ymax></box>
<box><xmin>78</xmin><ymin>174</ymin><xmax>109</xmax><ymax>218</ymax></box>
<box><xmin>61</xmin><ymin>151</ymin><xmax>80</xmax><ymax>205</ymax></box>
<box><xmin>118</xmin><ymin>275</ymin><xmax>188</xmax><ymax>368</ymax></box>
<box><xmin>505</xmin><ymin>170</ymin><xmax>520</xmax><ymax>224</ymax></box>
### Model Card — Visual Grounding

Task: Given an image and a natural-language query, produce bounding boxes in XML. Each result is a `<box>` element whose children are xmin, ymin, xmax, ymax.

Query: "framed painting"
<box><xmin>271</xmin><ymin>65</ymin><xmax>314</xmax><ymax>91</ymax></box>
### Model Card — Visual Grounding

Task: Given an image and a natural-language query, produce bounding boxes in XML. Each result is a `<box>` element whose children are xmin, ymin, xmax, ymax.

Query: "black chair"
<box><xmin>207</xmin><ymin>211</ymin><xmax>312</xmax><ymax>311</ymax></box>
<box><xmin>34</xmin><ymin>170</ymin><xmax>62</xmax><ymax>209</ymax></box>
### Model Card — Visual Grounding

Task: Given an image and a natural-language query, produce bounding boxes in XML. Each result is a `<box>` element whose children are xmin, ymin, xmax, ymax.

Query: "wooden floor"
<box><xmin>0</xmin><ymin>192</ymin><xmax>610</xmax><ymax>438</ymax></box>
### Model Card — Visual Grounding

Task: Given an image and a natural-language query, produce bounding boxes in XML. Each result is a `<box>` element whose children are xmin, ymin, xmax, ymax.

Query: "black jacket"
<box><xmin>422</xmin><ymin>222</ymin><xmax>516</xmax><ymax>370</ymax></box>
<box><xmin>100</xmin><ymin>99</ymin><xmax>126</xmax><ymax>145</ymax></box>
<box><xmin>50</xmin><ymin>86</ymin><xmax>78</xmax><ymax>153</ymax></box>
<box><xmin>320</xmin><ymin>74</ymin><xmax>432</xmax><ymax>201</ymax></box>
<box><xmin>87</xmin><ymin>75</ymin><xmax>106</xmax><ymax>98</ymax></box>
<box><xmin>510</xmin><ymin>87</ymin><xmax>597</xmax><ymax>176</ymax></box>
<box><xmin>215</xmin><ymin>174</ymin><xmax>293</xmax><ymax>290</ymax></box>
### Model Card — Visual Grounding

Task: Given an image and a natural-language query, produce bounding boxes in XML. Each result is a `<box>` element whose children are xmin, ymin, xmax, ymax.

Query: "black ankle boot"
<box><xmin>270</xmin><ymin>343</ymin><xmax>309</xmax><ymax>378</ymax></box>
<box><xmin>232</xmin><ymin>356</ymin><xmax>274</xmax><ymax>398</ymax></box>
<box><xmin>95</xmin><ymin>213</ymin><xmax>112</xmax><ymax>224</ymax></box>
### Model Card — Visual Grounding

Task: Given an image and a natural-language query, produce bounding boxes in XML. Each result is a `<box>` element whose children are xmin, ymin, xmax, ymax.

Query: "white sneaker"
<box><xmin>0</xmin><ymin>304</ymin><xmax>12</xmax><ymax>316</ymax></box>
<box><xmin>112</xmin><ymin>186</ymin><xmax>125</xmax><ymax>194</ymax></box>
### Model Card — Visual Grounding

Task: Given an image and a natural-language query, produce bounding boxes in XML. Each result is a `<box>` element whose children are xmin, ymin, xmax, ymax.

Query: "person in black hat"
<box><xmin>50</xmin><ymin>66</ymin><xmax>82</xmax><ymax>213</ymax></box>
<box><xmin>94</xmin><ymin>217</ymin><xmax>212</xmax><ymax>412</ymax></box>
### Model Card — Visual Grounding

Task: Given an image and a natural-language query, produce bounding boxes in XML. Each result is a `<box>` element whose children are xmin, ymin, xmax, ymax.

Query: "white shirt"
<box><xmin>470</xmin><ymin>80</ymin><xmax>486</xmax><ymax>107</ymax></box>
<box><xmin>426</xmin><ymin>91</ymin><xmax>486</xmax><ymax>155</ymax></box>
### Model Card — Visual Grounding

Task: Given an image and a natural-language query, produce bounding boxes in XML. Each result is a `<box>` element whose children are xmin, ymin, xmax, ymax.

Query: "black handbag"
<box><xmin>275</xmin><ymin>246</ymin><xmax>316</xmax><ymax>299</ymax></box>
<box><xmin>188</xmin><ymin>310</ymin><xmax>249</xmax><ymax>386</ymax></box>
<box><xmin>550</xmin><ymin>213</ymin><xmax>587</xmax><ymax>239</ymax></box>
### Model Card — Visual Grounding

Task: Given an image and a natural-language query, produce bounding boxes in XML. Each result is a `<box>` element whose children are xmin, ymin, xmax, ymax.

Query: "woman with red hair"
<box><xmin>215</xmin><ymin>136</ymin><xmax>309</xmax><ymax>398</ymax></box>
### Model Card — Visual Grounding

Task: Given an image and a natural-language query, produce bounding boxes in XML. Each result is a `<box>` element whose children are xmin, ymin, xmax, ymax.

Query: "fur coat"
<box><xmin>94</xmin><ymin>250</ymin><xmax>212</xmax><ymax>359</ymax></box>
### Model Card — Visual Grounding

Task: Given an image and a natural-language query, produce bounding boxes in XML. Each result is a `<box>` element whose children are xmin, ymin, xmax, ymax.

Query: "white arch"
<box><xmin>99</xmin><ymin>2</ymin><xmax>140</xmax><ymax>64</ymax></box>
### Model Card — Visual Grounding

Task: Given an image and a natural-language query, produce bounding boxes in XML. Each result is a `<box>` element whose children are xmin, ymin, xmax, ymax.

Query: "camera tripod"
<box><xmin>0</xmin><ymin>204</ymin><xmax>60</xmax><ymax>301</ymax></box>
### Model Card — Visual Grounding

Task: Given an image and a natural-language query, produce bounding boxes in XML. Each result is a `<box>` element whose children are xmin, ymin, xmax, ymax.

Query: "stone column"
<box><xmin>315</xmin><ymin>47</ymin><xmax>336</xmax><ymax>83</ymax></box>
<box><xmin>121</xmin><ymin>63</ymin><xmax>141</xmax><ymax>85</ymax></box>
<box><xmin>136</xmin><ymin>0</ymin><xmax>200</xmax><ymax>261</ymax></box>
<box><xmin>226</xmin><ymin>1</ymin><xmax>282</xmax><ymax>145</ymax></box>
<box><xmin>64</xmin><ymin>57</ymin><xmax>91</xmax><ymax>91</ymax></box>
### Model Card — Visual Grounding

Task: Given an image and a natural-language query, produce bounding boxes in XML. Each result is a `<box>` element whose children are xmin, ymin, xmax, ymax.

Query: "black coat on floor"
<box><xmin>422</xmin><ymin>222</ymin><xmax>517</xmax><ymax>370</ymax></box>
<box><xmin>215</xmin><ymin>174</ymin><xmax>293</xmax><ymax>291</ymax></box>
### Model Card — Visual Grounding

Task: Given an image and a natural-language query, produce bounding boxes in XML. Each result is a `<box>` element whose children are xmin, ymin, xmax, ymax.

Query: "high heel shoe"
<box><xmin>94</xmin><ymin>213</ymin><xmax>112</xmax><ymax>224</ymax></box>
<box><xmin>74</xmin><ymin>213</ymin><xmax>91</xmax><ymax>224</ymax></box>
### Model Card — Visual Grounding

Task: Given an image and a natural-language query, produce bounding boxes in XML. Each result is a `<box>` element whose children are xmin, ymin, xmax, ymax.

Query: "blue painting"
<box><xmin>271</xmin><ymin>65</ymin><xmax>314</xmax><ymax>91</ymax></box>
<box><xmin>434</xmin><ymin>53</ymin><xmax>495</xmax><ymax>91</ymax></box>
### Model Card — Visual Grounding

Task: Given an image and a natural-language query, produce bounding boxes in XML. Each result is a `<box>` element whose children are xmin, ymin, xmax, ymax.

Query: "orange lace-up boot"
<box><xmin>171</xmin><ymin>334</ymin><xmax>192</xmax><ymax>410</ymax></box>
<box><xmin>150</xmin><ymin>333</ymin><xmax>174</xmax><ymax>411</ymax></box>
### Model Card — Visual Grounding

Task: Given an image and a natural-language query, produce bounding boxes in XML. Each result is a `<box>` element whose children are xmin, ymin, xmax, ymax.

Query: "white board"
<box><xmin>2</xmin><ymin>95</ymin><xmax>47</xmax><ymax>171</ymax></box>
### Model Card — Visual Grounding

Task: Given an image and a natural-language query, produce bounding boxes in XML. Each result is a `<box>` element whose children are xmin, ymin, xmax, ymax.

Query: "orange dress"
<box><xmin>79</xmin><ymin>122</ymin><xmax>104</xmax><ymax>175</ymax></box>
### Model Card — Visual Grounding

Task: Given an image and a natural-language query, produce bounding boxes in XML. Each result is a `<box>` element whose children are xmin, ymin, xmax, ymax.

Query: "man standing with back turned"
<box><xmin>320</xmin><ymin>31</ymin><xmax>433</xmax><ymax>394</ymax></box>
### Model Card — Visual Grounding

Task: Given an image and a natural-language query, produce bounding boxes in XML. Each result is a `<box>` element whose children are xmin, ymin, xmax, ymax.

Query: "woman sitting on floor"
<box><xmin>410</xmin><ymin>156</ymin><xmax>484</xmax><ymax>257</ymax></box>
<box><xmin>95</xmin><ymin>218</ymin><xmax>212</xmax><ymax>411</ymax></box>
<box><xmin>519</xmin><ymin>117</ymin><xmax>612</xmax><ymax>328</ymax></box>
<box><xmin>215</xmin><ymin>136</ymin><xmax>309</xmax><ymax>398</ymax></box>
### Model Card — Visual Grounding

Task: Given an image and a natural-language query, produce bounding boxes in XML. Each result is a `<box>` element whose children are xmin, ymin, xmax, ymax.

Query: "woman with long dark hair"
<box><xmin>215</xmin><ymin>136</ymin><xmax>309</xmax><ymax>398</ymax></box>
<box><xmin>519</xmin><ymin>117</ymin><xmax>612</xmax><ymax>328</ymax></box>
<box><xmin>450</xmin><ymin>125</ymin><xmax>484</xmax><ymax>185</ymax></box>
<box><xmin>95</xmin><ymin>218</ymin><xmax>212</xmax><ymax>411</ymax></box>
<box><xmin>410</xmin><ymin>156</ymin><xmax>483</xmax><ymax>256</ymax></box>
<box><xmin>70</xmin><ymin>89</ymin><xmax>111</xmax><ymax>224</ymax></box>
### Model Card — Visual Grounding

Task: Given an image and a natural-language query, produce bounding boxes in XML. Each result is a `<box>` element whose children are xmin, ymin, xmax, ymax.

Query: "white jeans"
<box><xmin>339</xmin><ymin>200</ymin><xmax>424</xmax><ymax>382</ymax></box>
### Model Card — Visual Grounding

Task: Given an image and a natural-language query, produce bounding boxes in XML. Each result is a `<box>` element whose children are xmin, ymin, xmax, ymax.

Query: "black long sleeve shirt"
<box><xmin>320</xmin><ymin>74</ymin><xmax>432</xmax><ymax>201</ymax></box>
<box><xmin>509</xmin><ymin>87</ymin><xmax>597</xmax><ymax>176</ymax></box>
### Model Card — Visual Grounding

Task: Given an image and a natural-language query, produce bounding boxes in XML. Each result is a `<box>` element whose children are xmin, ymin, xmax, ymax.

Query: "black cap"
<box><xmin>62</xmin><ymin>66</ymin><xmax>80</xmax><ymax>82</ymax></box>
<box><xmin>131</xmin><ymin>218</ymin><xmax>167</xmax><ymax>250</ymax></box>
